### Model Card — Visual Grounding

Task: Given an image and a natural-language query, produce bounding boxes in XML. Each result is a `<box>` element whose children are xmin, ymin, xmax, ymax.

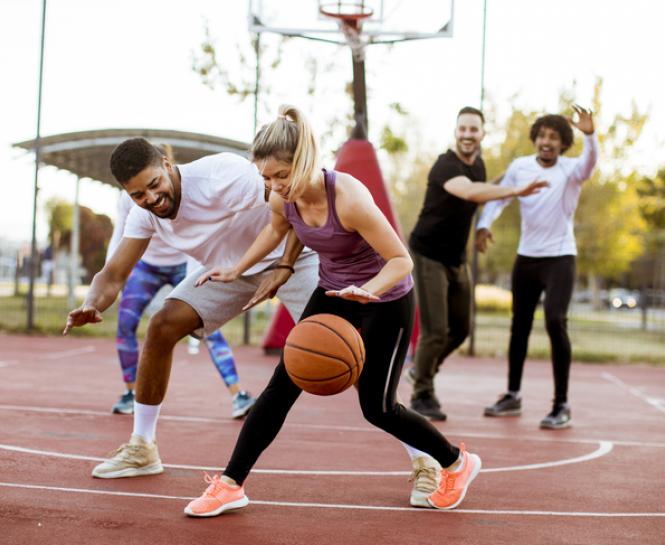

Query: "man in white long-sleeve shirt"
<box><xmin>476</xmin><ymin>106</ymin><xmax>598</xmax><ymax>429</ymax></box>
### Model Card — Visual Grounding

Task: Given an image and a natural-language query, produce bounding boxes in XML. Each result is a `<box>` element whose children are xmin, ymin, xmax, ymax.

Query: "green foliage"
<box><xmin>379</xmin><ymin>125</ymin><xmax>408</xmax><ymax>155</ymax></box>
<box><xmin>637</xmin><ymin>168</ymin><xmax>665</xmax><ymax>229</ymax></box>
<box><xmin>45</xmin><ymin>198</ymin><xmax>73</xmax><ymax>249</ymax></box>
<box><xmin>79</xmin><ymin>208</ymin><xmax>113</xmax><ymax>283</ymax></box>
<box><xmin>44</xmin><ymin>198</ymin><xmax>113</xmax><ymax>283</ymax></box>
<box><xmin>576</xmin><ymin>172</ymin><xmax>646</xmax><ymax>278</ymax></box>
<box><xmin>391</xmin><ymin>156</ymin><xmax>433</xmax><ymax>236</ymax></box>
<box><xmin>191</xmin><ymin>19</ymin><xmax>285</xmax><ymax>125</ymax></box>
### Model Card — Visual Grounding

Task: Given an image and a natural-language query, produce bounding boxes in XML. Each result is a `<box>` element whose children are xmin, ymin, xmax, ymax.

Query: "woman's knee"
<box><xmin>359</xmin><ymin>398</ymin><xmax>396</xmax><ymax>429</ymax></box>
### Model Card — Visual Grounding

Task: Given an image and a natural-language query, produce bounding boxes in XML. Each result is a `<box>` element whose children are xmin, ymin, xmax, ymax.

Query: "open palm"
<box><xmin>568</xmin><ymin>104</ymin><xmax>594</xmax><ymax>135</ymax></box>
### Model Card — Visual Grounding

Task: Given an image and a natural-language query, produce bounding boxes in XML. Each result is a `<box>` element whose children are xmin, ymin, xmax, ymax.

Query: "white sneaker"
<box><xmin>92</xmin><ymin>434</ymin><xmax>164</xmax><ymax>479</ymax></box>
<box><xmin>409</xmin><ymin>455</ymin><xmax>441</xmax><ymax>507</ymax></box>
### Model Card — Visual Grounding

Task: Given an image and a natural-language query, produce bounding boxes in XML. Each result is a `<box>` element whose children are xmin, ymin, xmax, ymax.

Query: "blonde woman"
<box><xmin>186</xmin><ymin>106</ymin><xmax>481</xmax><ymax>516</ymax></box>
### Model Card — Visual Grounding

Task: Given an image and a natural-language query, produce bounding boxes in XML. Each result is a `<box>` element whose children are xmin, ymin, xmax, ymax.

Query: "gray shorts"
<box><xmin>167</xmin><ymin>251</ymin><xmax>319</xmax><ymax>337</ymax></box>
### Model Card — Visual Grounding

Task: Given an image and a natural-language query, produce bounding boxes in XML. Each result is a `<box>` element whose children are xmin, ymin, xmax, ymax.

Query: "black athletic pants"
<box><xmin>508</xmin><ymin>255</ymin><xmax>576</xmax><ymax>404</ymax></box>
<box><xmin>224</xmin><ymin>287</ymin><xmax>460</xmax><ymax>484</ymax></box>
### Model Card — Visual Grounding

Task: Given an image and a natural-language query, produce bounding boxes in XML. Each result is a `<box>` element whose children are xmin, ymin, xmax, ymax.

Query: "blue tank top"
<box><xmin>283</xmin><ymin>169</ymin><xmax>413</xmax><ymax>302</ymax></box>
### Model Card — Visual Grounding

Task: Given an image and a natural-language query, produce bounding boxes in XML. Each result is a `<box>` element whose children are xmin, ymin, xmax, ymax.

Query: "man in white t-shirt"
<box><xmin>107</xmin><ymin>190</ymin><xmax>256</xmax><ymax>419</ymax></box>
<box><xmin>476</xmin><ymin>106</ymin><xmax>598</xmax><ymax>429</ymax></box>
<box><xmin>63</xmin><ymin>138</ymin><xmax>320</xmax><ymax>478</ymax></box>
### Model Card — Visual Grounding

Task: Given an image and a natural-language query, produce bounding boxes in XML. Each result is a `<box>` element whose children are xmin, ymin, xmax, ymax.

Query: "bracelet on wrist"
<box><xmin>269</xmin><ymin>263</ymin><xmax>295</xmax><ymax>274</ymax></box>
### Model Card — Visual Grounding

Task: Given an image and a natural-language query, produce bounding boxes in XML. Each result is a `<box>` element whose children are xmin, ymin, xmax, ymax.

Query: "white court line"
<box><xmin>602</xmin><ymin>372</ymin><xmax>665</xmax><ymax>415</ymax></box>
<box><xmin>44</xmin><ymin>346</ymin><xmax>96</xmax><ymax>360</ymax></box>
<box><xmin>1</xmin><ymin>403</ymin><xmax>664</xmax><ymax>448</ymax></box>
<box><xmin>0</xmin><ymin>481</ymin><xmax>663</xmax><ymax>518</ymax></box>
<box><xmin>0</xmin><ymin>441</ymin><xmax>613</xmax><ymax>476</ymax></box>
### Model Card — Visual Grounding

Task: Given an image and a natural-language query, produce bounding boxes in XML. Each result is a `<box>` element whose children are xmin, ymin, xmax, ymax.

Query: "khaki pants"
<box><xmin>410</xmin><ymin>249</ymin><xmax>471</xmax><ymax>399</ymax></box>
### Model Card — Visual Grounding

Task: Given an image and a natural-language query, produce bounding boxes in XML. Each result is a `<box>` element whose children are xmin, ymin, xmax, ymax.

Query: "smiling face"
<box><xmin>124</xmin><ymin>157</ymin><xmax>179</xmax><ymax>218</ymax></box>
<box><xmin>454</xmin><ymin>113</ymin><xmax>485</xmax><ymax>161</ymax></box>
<box><xmin>534</xmin><ymin>126</ymin><xmax>564</xmax><ymax>166</ymax></box>
<box><xmin>256</xmin><ymin>156</ymin><xmax>293</xmax><ymax>200</ymax></box>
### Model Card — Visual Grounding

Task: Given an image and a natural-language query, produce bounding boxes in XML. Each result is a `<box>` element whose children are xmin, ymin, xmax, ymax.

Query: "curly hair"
<box><xmin>110</xmin><ymin>138</ymin><xmax>164</xmax><ymax>185</ymax></box>
<box><xmin>529</xmin><ymin>115</ymin><xmax>574</xmax><ymax>153</ymax></box>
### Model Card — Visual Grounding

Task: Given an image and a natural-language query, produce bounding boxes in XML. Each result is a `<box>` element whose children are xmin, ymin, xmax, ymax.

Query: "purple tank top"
<box><xmin>284</xmin><ymin>169</ymin><xmax>413</xmax><ymax>302</ymax></box>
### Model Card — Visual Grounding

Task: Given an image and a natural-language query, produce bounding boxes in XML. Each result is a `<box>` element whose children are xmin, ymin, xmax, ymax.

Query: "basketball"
<box><xmin>284</xmin><ymin>314</ymin><xmax>365</xmax><ymax>396</ymax></box>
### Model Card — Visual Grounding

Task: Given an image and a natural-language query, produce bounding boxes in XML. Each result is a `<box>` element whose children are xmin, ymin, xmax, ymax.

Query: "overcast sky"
<box><xmin>2</xmin><ymin>0</ymin><xmax>663</xmax><ymax>248</ymax></box>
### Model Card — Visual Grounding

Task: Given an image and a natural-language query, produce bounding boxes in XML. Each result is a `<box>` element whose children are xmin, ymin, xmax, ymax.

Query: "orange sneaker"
<box><xmin>184</xmin><ymin>473</ymin><xmax>249</xmax><ymax>517</ymax></box>
<box><xmin>428</xmin><ymin>443</ymin><xmax>481</xmax><ymax>510</ymax></box>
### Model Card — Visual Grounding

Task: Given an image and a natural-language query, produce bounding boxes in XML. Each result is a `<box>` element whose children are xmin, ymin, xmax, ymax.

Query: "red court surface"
<box><xmin>1</xmin><ymin>333</ymin><xmax>664</xmax><ymax>544</ymax></box>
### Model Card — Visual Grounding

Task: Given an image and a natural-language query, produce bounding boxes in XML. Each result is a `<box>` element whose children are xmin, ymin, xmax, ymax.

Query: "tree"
<box><xmin>78</xmin><ymin>207</ymin><xmax>113</xmax><ymax>283</ymax></box>
<box><xmin>45</xmin><ymin>198</ymin><xmax>113</xmax><ymax>283</ymax></box>
<box><xmin>375</xmin><ymin>102</ymin><xmax>433</xmax><ymax>237</ymax></box>
<box><xmin>192</xmin><ymin>19</ymin><xmax>289</xmax><ymax>140</ymax></box>
<box><xmin>574</xmin><ymin>81</ymin><xmax>647</xmax><ymax>302</ymax></box>
<box><xmin>633</xmin><ymin>168</ymin><xmax>665</xmax><ymax>294</ymax></box>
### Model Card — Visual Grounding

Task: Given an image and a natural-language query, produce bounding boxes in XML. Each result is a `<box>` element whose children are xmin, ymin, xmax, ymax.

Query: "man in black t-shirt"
<box><xmin>408</xmin><ymin>107</ymin><xmax>547</xmax><ymax>420</ymax></box>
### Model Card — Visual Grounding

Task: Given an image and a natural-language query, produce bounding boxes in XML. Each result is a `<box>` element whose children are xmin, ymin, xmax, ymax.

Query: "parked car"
<box><xmin>607</xmin><ymin>288</ymin><xmax>640</xmax><ymax>310</ymax></box>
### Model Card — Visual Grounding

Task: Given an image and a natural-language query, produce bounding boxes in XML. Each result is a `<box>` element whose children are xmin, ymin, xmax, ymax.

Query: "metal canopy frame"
<box><xmin>14</xmin><ymin>128</ymin><xmax>251</xmax><ymax>188</ymax></box>
<box><xmin>14</xmin><ymin>128</ymin><xmax>251</xmax><ymax>308</ymax></box>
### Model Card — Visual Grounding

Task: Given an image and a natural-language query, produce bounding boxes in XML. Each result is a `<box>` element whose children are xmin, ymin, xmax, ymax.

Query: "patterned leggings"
<box><xmin>116</xmin><ymin>260</ymin><xmax>239</xmax><ymax>387</ymax></box>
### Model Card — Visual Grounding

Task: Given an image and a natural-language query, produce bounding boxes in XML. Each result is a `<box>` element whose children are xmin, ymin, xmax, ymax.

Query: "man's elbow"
<box><xmin>444</xmin><ymin>181</ymin><xmax>473</xmax><ymax>202</ymax></box>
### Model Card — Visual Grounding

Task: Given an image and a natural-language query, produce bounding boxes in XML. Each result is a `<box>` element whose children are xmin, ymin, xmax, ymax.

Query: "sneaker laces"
<box><xmin>107</xmin><ymin>442</ymin><xmax>146</xmax><ymax>459</ymax></box>
<box><xmin>107</xmin><ymin>443</ymin><xmax>139</xmax><ymax>458</ymax></box>
<box><xmin>409</xmin><ymin>466</ymin><xmax>439</xmax><ymax>492</ymax></box>
<box><xmin>441</xmin><ymin>443</ymin><xmax>467</xmax><ymax>491</ymax></box>
<box><xmin>201</xmin><ymin>473</ymin><xmax>225</xmax><ymax>498</ymax></box>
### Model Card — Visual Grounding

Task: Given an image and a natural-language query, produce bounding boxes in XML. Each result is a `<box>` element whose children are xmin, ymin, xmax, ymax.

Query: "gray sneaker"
<box><xmin>232</xmin><ymin>391</ymin><xmax>256</xmax><ymax>419</ymax></box>
<box><xmin>484</xmin><ymin>393</ymin><xmax>522</xmax><ymax>416</ymax></box>
<box><xmin>404</xmin><ymin>367</ymin><xmax>416</xmax><ymax>385</ymax></box>
<box><xmin>92</xmin><ymin>434</ymin><xmax>164</xmax><ymax>479</ymax></box>
<box><xmin>540</xmin><ymin>403</ymin><xmax>572</xmax><ymax>429</ymax></box>
<box><xmin>409</xmin><ymin>455</ymin><xmax>441</xmax><ymax>507</ymax></box>
<box><xmin>111</xmin><ymin>390</ymin><xmax>134</xmax><ymax>415</ymax></box>
<box><xmin>411</xmin><ymin>394</ymin><xmax>447</xmax><ymax>421</ymax></box>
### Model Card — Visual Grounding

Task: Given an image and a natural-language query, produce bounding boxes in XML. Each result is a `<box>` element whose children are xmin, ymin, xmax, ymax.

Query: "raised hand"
<box><xmin>568</xmin><ymin>104</ymin><xmax>594</xmax><ymax>135</ymax></box>
<box><xmin>514</xmin><ymin>179</ymin><xmax>550</xmax><ymax>197</ymax></box>
<box><xmin>242</xmin><ymin>268</ymin><xmax>293</xmax><ymax>311</ymax></box>
<box><xmin>475</xmin><ymin>228</ymin><xmax>494</xmax><ymax>253</ymax></box>
<box><xmin>325</xmin><ymin>285</ymin><xmax>380</xmax><ymax>304</ymax></box>
<box><xmin>194</xmin><ymin>267</ymin><xmax>239</xmax><ymax>287</ymax></box>
<box><xmin>63</xmin><ymin>305</ymin><xmax>103</xmax><ymax>335</ymax></box>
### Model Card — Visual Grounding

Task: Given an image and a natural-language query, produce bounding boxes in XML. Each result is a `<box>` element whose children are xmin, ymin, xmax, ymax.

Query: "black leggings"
<box><xmin>224</xmin><ymin>287</ymin><xmax>459</xmax><ymax>484</ymax></box>
<box><xmin>508</xmin><ymin>255</ymin><xmax>576</xmax><ymax>404</ymax></box>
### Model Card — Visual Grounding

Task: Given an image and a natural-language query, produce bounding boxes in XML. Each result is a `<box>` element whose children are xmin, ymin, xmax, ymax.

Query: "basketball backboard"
<box><xmin>248</xmin><ymin>0</ymin><xmax>454</xmax><ymax>45</ymax></box>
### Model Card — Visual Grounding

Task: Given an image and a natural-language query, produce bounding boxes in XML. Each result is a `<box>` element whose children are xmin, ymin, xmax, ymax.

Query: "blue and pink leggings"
<box><xmin>116</xmin><ymin>260</ymin><xmax>239</xmax><ymax>387</ymax></box>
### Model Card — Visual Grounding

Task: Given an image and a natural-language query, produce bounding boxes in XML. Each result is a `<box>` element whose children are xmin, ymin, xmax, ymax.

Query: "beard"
<box><xmin>147</xmin><ymin>195</ymin><xmax>175</xmax><ymax>218</ymax></box>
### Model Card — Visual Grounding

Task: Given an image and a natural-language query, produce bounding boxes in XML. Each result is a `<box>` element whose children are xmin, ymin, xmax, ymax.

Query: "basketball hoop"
<box><xmin>319</xmin><ymin>2</ymin><xmax>374</xmax><ymax>60</ymax></box>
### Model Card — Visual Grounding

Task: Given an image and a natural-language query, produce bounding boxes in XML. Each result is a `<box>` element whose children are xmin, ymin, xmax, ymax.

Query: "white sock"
<box><xmin>132</xmin><ymin>401</ymin><xmax>162</xmax><ymax>443</ymax></box>
<box><xmin>401</xmin><ymin>442</ymin><xmax>430</xmax><ymax>461</ymax></box>
<box><xmin>508</xmin><ymin>390</ymin><xmax>521</xmax><ymax>400</ymax></box>
<box><xmin>448</xmin><ymin>451</ymin><xmax>465</xmax><ymax>473</ymax></box>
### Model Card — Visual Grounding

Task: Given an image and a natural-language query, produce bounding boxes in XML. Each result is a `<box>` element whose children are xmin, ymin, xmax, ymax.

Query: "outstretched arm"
<box><xmin>64</xmin><ymin>237</ymin><xmax>149</xmax><ymax>334</ymax></box>
<box><xmin>242</xmin><ymin>229</ymin><xmax>305</xmax><ymax>311</ymax></box>
<box><xmin>568</xmin><ymin>105</ymin><xmax>598</xmax><ymax>183</ymax></box>
<box><xmin>444</xmin><ymin>175</ymin><xmax>549</xmax><ymax>203</ymax></box>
